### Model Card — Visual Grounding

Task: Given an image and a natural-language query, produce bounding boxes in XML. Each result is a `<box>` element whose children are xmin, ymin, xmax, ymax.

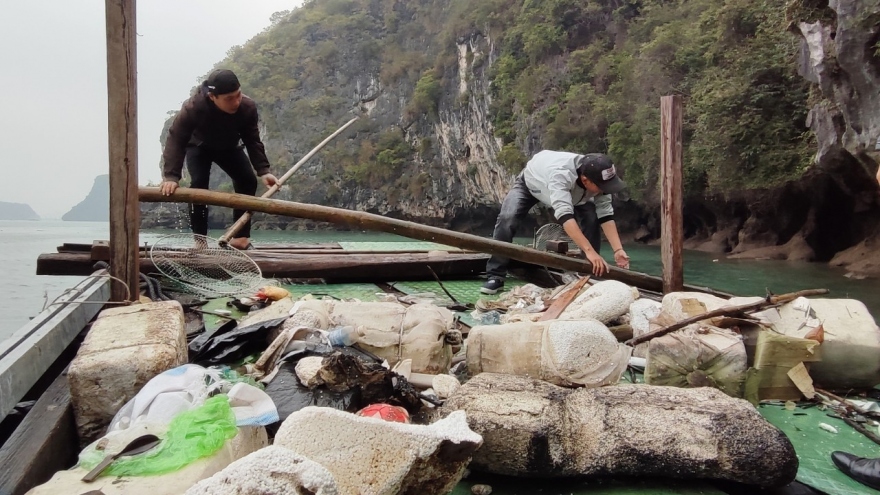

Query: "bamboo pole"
<box><xmin>140</xmin><ymin>187</ymin><xmax>733</xmax><ymax>297</ymax></box>
<box><xmin>660</xmin><ymin>95</ymin><xmax>683</xmax><ymax>293</ymax></box>
<box><xmin>105</xmin><ymin>0</ymin><xmax>139</xmax><ymax>302</ymax></box>
<box><xmin>218</xmin><ymin>117</ymin><xmax>360</xmax><ymax>245</ymax></box>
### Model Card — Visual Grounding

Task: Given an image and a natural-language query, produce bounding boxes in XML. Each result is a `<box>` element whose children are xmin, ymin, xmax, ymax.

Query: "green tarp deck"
<box><xmin>197</xmin><ymin>275</ymin><xmax>880</xmax><ymax>494</ymax></box>
<box><xmin>760</xmin><ymin>403</ymin><xmax>880</xmax><ymax>495</ymax></box>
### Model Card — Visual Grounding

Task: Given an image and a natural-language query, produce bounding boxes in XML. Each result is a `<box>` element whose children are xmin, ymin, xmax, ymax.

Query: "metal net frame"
<box><xmin>149</xmin><ymin>234</ymin><xmax>270</xmax><ymax>298</ymax></box>
<box><xmin>533</xmin><ymin>223</ymin><xmax>576</xmax><ymax>251</ymax></box>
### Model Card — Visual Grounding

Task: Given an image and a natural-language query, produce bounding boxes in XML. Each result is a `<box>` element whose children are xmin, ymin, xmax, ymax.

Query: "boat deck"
<box><xmin>200</xmin><ymin>276</ymin><xmax>879</xmax><ymax>495</ymax></box>
<box><xmin>9</xmin><ymin>240</ymin><xmax>879</xmax><ymax>494</ymax></box>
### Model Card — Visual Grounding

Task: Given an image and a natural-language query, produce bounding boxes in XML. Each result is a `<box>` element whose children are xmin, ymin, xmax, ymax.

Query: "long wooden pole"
<box><xmin>140</xmin><ymin>187</ymin><xmax>733</xmax><ymax>297</ymax></box>
<box><xmin>660</xmin><ymin>95</ymin><xmax>684</xmax><ymax>294</ymax></box>
<box><xmin>218</xmin><ymin>117</ymin><xmax>360</xmax><ymax>245</ymax></box>
<box><xmin>105</xmin><ymin>0</ymin><xmax>139</xmax><ymax>302</ymax></box>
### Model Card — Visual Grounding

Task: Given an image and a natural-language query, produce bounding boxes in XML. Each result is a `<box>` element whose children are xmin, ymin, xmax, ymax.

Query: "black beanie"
<box><xmin>205</xmin><ymin>69</ymin><xmax>240</xmax><ymax>95</ymax></box>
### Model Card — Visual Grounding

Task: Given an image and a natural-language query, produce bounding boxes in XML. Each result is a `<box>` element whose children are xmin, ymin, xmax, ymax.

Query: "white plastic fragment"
<box><xmin>472</xmin><ymin>484</ymin><xmax>493</xmax><ymax>495</ymax></box>
<box><xmin>791</xmin><ymin>297</ymin><xmax>812</xmax><ymax>313</ymax></box>
<box><xmin>629</xmin><ymin>299</ymin><xmax>662</xmax><ymax>338</ymax></box>
<box><xmin>295</xmin><ymin>357</ymin><xmax>325</xmax><ymax>388</ymax></box>
<box><xmin>819</xmin><ymin>423</ymin><xmax>839</xmax><ymax>434</ymax></box>
<box><xmin>432</xmin><ymin>374</ymin><xmax>462</xmax><ymax>399</ymax></box>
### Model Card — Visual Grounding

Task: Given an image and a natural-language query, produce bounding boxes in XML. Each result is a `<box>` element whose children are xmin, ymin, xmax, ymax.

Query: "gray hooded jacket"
<box><xmin>522</xmin><ymin>150</ymin><xmax>614</xmax><ymax>224</ymax></box>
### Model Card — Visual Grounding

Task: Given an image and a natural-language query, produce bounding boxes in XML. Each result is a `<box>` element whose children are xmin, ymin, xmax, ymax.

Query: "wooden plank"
<box><xmin>249</xmin><ymin>249</ymin><xmax>473</xmax><ymax>255</ymax></box>
<box><xmin>250</xmin><ymin>243</ymin><xmax>342</xmax><ymax>250</ymax></box>
<box><xmin>539</xmin><ymin>277</ymin><xmax>590</xmax><ymax>321</ymax></box>
<box><xmin>660</xmin><ymin>95</ymin><xmax>684</xmax><ymax>293</ymax></box>
<box><xmin>0</xmin><ymin>275</ymin><xmax>110</xmax><ymax>420</ymax></box>
<box><xmin>139</xmin><ymin>187</ymin><xmax>735</xmax><ymax>297</ymax></box>
<box><xmin>0</xmin><ymin>372</ymin><xmax>77</xmax><ymax>495</ymax></box>
<box><xmin>57</xmin><ymin>243</ymin><xmax>94</xmax><ymax>253</ymax></box>
<box><xmin>36</xmin><ymin>251</ymin><xmax>490</xmax><ymax>281</ymax></box>
<box><xmin>90</xmin><ymin>240</ymin><xmax>110</xmax><ymax>261</ymax></box>
<box><xmin>105</xmin><ymin>0</ymin><xmax>140</xmax><ymax>302</ymax></box>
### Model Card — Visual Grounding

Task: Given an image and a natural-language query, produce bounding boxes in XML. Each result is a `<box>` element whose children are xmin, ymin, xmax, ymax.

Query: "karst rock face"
<box><xmin>137</xmin><ymin>0</ymin><xmax>880</xmax><ymax>274</ymax></box>
<box><xmin>795</xmin><ymin>0</ymin><xmax>880</xmax><ymax>177</ymax></box>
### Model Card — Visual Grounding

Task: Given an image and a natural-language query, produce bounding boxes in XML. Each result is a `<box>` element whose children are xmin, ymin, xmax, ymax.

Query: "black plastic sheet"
<box><xmin>190</xmin><ymin>317</ymin><xmax>288</xmax><ymax>365</ymax></box>
<box><xmin>264</xmin><ymin>363</ymin><xmax>361</xmax><ymax>436</ymax></box>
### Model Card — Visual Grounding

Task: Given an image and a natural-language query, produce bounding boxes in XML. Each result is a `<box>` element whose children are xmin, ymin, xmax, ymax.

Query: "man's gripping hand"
<box><xmin>160</xmin><ymin>180</ymin><xmax>179</xmax><ymax>196</ymax></box>
<box><xmin>261</xmin><ymin>173</ymin><xmax>279</xmax><ymax>188</ymax></box>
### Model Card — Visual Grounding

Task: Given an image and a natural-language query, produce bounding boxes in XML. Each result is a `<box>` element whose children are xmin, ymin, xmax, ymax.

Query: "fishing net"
<box><xmin>533</xmin><ymin>223</ymin><xmax>575</xmax><ymax>251</ymax></box>
<box><xmin>149</xmin><ymin>234</ymin><xmax>269</xmax><ymax>298</ymax></box>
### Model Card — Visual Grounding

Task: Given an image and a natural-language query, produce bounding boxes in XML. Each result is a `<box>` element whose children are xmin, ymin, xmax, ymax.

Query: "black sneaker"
<box><xmin>481</xmin><ymin>278</ymin><xmax>504</xmax><ymax>295</ymax></box>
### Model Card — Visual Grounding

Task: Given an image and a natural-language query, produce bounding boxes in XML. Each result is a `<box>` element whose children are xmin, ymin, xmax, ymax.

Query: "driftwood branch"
<box><xmin>625</xmin><ymin>289</ymin><xmax>829</xmax><ymax>346</ymax></box>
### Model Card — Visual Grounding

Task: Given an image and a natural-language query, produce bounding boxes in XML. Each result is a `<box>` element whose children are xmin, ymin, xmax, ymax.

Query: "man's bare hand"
<box><xmin>160</xmin><ymin>181</ymin><xmax>179</xmax><ymax>196</ymax></box>
<box><xmin>261</xmin><ymin>173</ymin><xmax>279</xmax><ymax>188</ymax></box>
<box><xmin>586</xmin><ymin>250</ymin><xmax>610</xmax><ymax>276</ymax></box>
<box><xmin>614</xmin><ymin>249</ymin><xmax>630</xmax><ymax>269</ymax></box>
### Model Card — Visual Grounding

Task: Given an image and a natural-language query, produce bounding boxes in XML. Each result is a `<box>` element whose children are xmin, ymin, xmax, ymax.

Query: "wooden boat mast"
<box><xmin>106</xmin><ymin>0</ymin><xmax>140</xmax><ymax>303</ymax></box>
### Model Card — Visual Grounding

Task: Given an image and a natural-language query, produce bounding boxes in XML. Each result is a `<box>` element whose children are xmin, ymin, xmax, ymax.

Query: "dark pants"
<box><xmin>185</xmin><ymin>145</ymin><xmax>258</xmax><ymax>238</ymax></box>
<box><xmin>486</xmin><ymin>174</ymin><xmax>600</xmax><ymax>279</ymax></box>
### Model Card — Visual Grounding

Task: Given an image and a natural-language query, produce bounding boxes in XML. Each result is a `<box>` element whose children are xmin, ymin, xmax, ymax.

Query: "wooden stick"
<box><xmin>426</xmin><ymin>266</ymin><xmax>461</xmax><ymax>304</ymax></box>
<box><xmin>816</xmin><ymin>389</ymin><xmax>880</xmax><ymax>446</ymax></box>
<box><xmin>140</xmin><ymin>187</ymin><xmax>735</xmax><ymax>297</ymax></box>
<box><xmin>625</xmin><ymin>288</ymin><xmax>829</xmax><ymax>346</ymax></box>
<box><xmin>817</xmin><ymin>388</ymin><xmax>880</xmax><ymax>420</ymax></box>
<box><xmin>105</xmin><ymin>0</ymin><xmax>140</xmax><ymax>302</ymax></box>
<box><xmin>660</xmin><ymin>95</ymin><xmax>684</xmax><ymax>293</ymax></box>
<box><xmin>539</xmin><ymin>277</ymin><xmax>590</xmax><ymax>321</ymax></box>
<box><xmin>843</xmin><ymin>417</ymin><xmax>880</xmax><ymax>447</ymax></box>
<box><xmin>219</xmin><ymin>117</ymin><xmax>359</xmax><ymax>245</ymax></box>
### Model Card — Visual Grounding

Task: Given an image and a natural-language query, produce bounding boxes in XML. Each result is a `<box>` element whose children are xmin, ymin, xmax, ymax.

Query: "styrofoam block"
<box><xmin>69</xmin><ymin>301</ymin><xmax>187</xmax><ymax>444</ymax></box>
<box><xmin>185</xmin><ymin>446</ymin><xmax>338</xmax><ymax>495</ymax></box>
<box><xmin>274</xmin><ymin>407</ymin><xmax>482</xmax><ymax>495</ymax></box>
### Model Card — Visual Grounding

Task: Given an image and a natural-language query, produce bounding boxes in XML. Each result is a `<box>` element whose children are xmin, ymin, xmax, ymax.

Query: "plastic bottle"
<box><xmin>327</xmin><ymin>325</ymin><xmax>360</xmax><ymax>347</ymax></box>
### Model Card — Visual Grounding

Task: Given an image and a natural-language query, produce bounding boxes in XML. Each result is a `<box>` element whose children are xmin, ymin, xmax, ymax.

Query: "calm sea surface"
<box><xmin>1</xmin><ymin>219</ymin><xmax>877</xmax><ymax>343</ymax></box>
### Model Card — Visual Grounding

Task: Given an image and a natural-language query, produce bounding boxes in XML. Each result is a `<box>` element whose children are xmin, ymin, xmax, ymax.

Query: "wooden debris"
<box><xmin>539</xmin><ymin>277</ymin><xmax>590</xmax><ymax>321</ymax></box>
<box><xmin>626</xmin><ymin>289</ymin><xmax>830</xmax><ymax>346</ymax></box>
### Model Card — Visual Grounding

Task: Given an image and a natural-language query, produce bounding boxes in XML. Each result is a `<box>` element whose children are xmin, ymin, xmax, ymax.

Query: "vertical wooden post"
<box><xmin>105</xmin><ymin>0</ymin><xmax>139</xmax><ymax>302</ymax></box>
<box><xmin>660</xmin><ymin>95</ymin><xmax>683</xmax><ymax>293</ymax></box>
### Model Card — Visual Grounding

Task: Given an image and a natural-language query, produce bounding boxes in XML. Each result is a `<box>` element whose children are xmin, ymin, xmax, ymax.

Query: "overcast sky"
<box><xmin>0</xmin><ymin>0</ymin><xmax>299</xmax><ymax>218</ymax></box>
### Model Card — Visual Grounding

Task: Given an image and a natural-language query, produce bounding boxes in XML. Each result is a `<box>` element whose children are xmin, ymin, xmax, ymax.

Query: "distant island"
<box><xmin>0</xmin><ymin>202</ymin><xmax>39</xmax><ymax>220</ymax></box>
<box><xmin>63</xmin><ymin>175</ymin><xmax>108</xmax><ymax>222</ymax></box>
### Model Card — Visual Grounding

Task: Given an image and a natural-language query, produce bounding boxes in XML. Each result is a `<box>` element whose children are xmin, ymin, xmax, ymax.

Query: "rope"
<box><xmin>42</xmin><ymin>265</ymin><xmax>135</xmax><ymax>310</ymax></box>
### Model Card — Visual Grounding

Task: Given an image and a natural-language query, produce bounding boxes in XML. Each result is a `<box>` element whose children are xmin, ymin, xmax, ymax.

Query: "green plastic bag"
<box><xmin>79</xmin><ymin>395</ymin><xmax>238</xmax><ymax>477</ymax></box>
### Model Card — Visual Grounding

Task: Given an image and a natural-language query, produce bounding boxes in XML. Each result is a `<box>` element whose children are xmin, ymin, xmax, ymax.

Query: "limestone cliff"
<box><xmin>140</xmin><ymin>0</ymin><xmax>880</xmax><ymax>277</ymax></box>
<box><xmin>0</xmin><ymin>202</ymin><xmax>39</xmax><ymax>221</ymax></box>
<box><xmin>63</xmin><ymin>175</ymin><xmax>108</xmax><ymax>222</ymax></box>
<box><xmin>787</xmin><ymin>0</ymin><xmax>880</xmax><ymax>276</ymax></box>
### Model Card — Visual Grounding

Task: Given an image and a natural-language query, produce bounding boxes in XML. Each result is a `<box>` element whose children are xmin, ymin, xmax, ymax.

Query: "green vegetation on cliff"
<box><xmin>475</xmin><ymin>0</ymin><xmax>815</xmax><ymax>200</ymax></box>
<box><xmin>194</xmin><ymin>0</ymin><xmax>814</xmax><ymax>210</ymax></box>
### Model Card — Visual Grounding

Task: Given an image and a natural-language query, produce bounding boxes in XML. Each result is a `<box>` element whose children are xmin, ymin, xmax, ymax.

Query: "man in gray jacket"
<box><xmin>482</xmin><ymin>151</ymin><xmax>630</xmax><ymax>294</ymax></box>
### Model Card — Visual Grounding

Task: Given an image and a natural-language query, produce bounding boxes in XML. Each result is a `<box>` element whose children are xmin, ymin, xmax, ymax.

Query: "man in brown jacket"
<box><xmin>160</xmin><ymin>69</ymin><xmax>277</xmax><ymax>250</ymax></box>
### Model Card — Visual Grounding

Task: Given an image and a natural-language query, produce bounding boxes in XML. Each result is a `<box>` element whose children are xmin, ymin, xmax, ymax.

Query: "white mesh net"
<box><xmin>533</xmin><ymin>223</ymin><xmax>575</xmax><ymax>251</ymax></box>
<box><xmin>149</xmin><ymin>234</ymin><xmax>269</xmax><ymax>298</ymax></box>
